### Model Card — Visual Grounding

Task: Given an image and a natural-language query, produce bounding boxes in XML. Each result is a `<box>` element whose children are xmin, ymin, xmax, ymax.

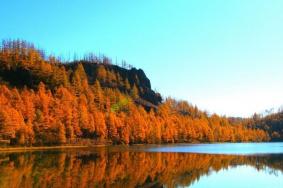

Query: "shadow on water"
<box><xmin>0</xmin><ymin>146</ymin><xmax>282</xmax><ymax>188</ymax></box>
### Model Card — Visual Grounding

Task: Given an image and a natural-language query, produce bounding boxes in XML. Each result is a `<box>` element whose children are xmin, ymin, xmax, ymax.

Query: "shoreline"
<box><xmin>0</xmin><ymin>145</ymin><xmax>92</xmax><ymax>152</ymax></box>
<box><xmin>0</xmin><ymin>142</ymin><xmax>281</xmax><ymax>153</ymax></box>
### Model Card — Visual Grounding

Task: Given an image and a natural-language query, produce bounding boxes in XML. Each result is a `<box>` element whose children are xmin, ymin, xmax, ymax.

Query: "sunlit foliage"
<box><xmin>0</xmin><ymin>40</ymin><xmax>269</xmax><ymax>146</ymax></box>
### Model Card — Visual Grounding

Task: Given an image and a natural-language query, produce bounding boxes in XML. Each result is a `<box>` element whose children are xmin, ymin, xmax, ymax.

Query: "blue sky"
<box><xmin>1</xmin><ymin>0</ymin><xmax>283</xmax><ymax>117</ymax></box>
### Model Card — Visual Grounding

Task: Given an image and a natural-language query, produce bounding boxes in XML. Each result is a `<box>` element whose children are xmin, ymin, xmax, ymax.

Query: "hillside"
<box><xmin>65</xmin><ymin>62</ymin><xmax>162</xmax><ymax>107</ymax></box>
<box><xmin>0</xmin><ymin>40</ymin><xmax>269</xmax><ymax>146</ymax></box>
<box><xmin>252</xmin><ymin>112</ymin><xmax>283</xmax><ymax>141</ymax></box>
<box><xmin>0</xmin><ymin>40</ymin><xmax>161</xmax><ymax>108</ymax></box>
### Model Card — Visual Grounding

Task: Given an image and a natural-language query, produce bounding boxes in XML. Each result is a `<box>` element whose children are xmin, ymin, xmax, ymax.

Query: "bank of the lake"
<box><xmin>0</xmin><ymin>145</ymin><xmax>92</xmax><ymax>152</ymax></box>
<box><xmin>0</xmin><ymin>141</ymin><xmax>272</xmax><ymax>152</ymax></box>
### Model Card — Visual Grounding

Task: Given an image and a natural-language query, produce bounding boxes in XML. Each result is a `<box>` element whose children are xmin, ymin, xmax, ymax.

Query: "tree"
<box><xmin>130</xmin><ymin>84</ymin><xmax>139</xmax><ymax>99</ymax></box>
<box><xmin>107</xmin><ymin>113</ymin><xmax>118</xmax><ymax>143</ymax></box>
<box><xmin>93</xmin><ymin>80</ymin><xmax>103</xmax><ymax>110</ymax></box>
<box><xmin>0</xmin><ymin>106</ymin><xmax>25</xmax><ymax>141</ymax></box>
<box><xmin>124</xmin><ymin>78</ymin><xmax>131</xmax><ymax>91</ymax></box>
<box><xmin>71</xmin><ymin>63</ymin><xmax>88</xmax><ymax>95</ymax></box>
<box><xmin>93</xmin><ymin>111</ymin><xmax>106</xmax><ymax>139</ymax></box>
<box><xmin>96</xmin><ymin>65</ymin><xmax>107</xmax><ymax>84</ymax></box>
<box><xmin>57</xmin><ymin>121</ymin><xmax>66</xmax><ymax>144</ymax></box>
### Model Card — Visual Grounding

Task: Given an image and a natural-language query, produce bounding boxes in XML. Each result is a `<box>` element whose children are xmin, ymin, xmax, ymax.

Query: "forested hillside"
<box><xmin>251</xmin><ymin>112</ymin><xmax>283</xmax><ymax>141</ymax></box>
<box><xmin>0</xmin><ymin>40</ymin><xmax>269</xmax><ymax>146</ymax></box>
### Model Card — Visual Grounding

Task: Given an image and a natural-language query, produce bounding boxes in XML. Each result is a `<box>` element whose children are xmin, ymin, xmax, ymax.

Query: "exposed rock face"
<box><xmin>0</xmin><ymin>51</ymin><xmax>162</xmax><ymax>107</ymax></box>
<box><xmin>65</xmin><ymin>62</ymin><xmax>162</xmax><ymax>106</ymax></box>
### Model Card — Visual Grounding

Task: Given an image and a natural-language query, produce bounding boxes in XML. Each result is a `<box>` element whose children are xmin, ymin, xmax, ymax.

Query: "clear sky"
<box><xmin>1</xmin><ymin>0</ymin><xmax>283</xmax><ymax>117</ymax></box>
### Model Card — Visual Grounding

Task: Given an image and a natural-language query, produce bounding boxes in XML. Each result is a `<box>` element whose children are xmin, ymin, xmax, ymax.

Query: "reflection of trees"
<box><xmin>0</xmin><ymin>150</ymin><xmax>282</xmax><ymax>188</ymax></box>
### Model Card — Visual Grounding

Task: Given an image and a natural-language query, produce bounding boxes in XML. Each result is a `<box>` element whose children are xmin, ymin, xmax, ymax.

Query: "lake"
<box><xmin>0</xmin><ymin>143</ymin><xmax>282</xmax><ymax>188</ymax></box>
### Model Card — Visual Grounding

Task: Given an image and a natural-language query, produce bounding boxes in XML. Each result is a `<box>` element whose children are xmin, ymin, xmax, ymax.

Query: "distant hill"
<box><xmin>252</xmin><ymin>112</ymin><xmax>283</xmax><ymax>141</ymax></box>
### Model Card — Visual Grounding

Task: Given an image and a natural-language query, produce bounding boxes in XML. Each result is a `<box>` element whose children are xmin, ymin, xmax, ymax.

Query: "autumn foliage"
<box><xmin>0</xmin><ymin>40</ymin><xmax>269</xmax><ymax>146</ymax></box>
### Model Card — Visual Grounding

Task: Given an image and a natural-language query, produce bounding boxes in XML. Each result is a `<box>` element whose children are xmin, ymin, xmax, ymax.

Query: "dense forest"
<box><xmin>0</xmin><ymin>39</ymin><xmax>273</xmax><ymax>146</ymax></box>
<box><xmin>0</xmin><ymin>150</ymin><xmax>282</xmax><ymax>188</ymax></box>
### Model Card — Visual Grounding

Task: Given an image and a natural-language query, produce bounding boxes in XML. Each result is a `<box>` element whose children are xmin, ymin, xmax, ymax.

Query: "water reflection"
<box><xmin>0</xmin><ymin>149</ymin><xmax>282</xmax><ymax>188</ymax></box>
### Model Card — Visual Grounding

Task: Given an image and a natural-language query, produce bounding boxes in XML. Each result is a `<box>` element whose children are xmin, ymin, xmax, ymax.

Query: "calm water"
<box><xmin>0</xmin><ymin>143</ymin><xmax>282</xmax><ymax>188</ymax></box>
<box><xmin>145</xmin><ymin>142</ymin><xmax>283</xmax><ymax>154</ymax></box>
